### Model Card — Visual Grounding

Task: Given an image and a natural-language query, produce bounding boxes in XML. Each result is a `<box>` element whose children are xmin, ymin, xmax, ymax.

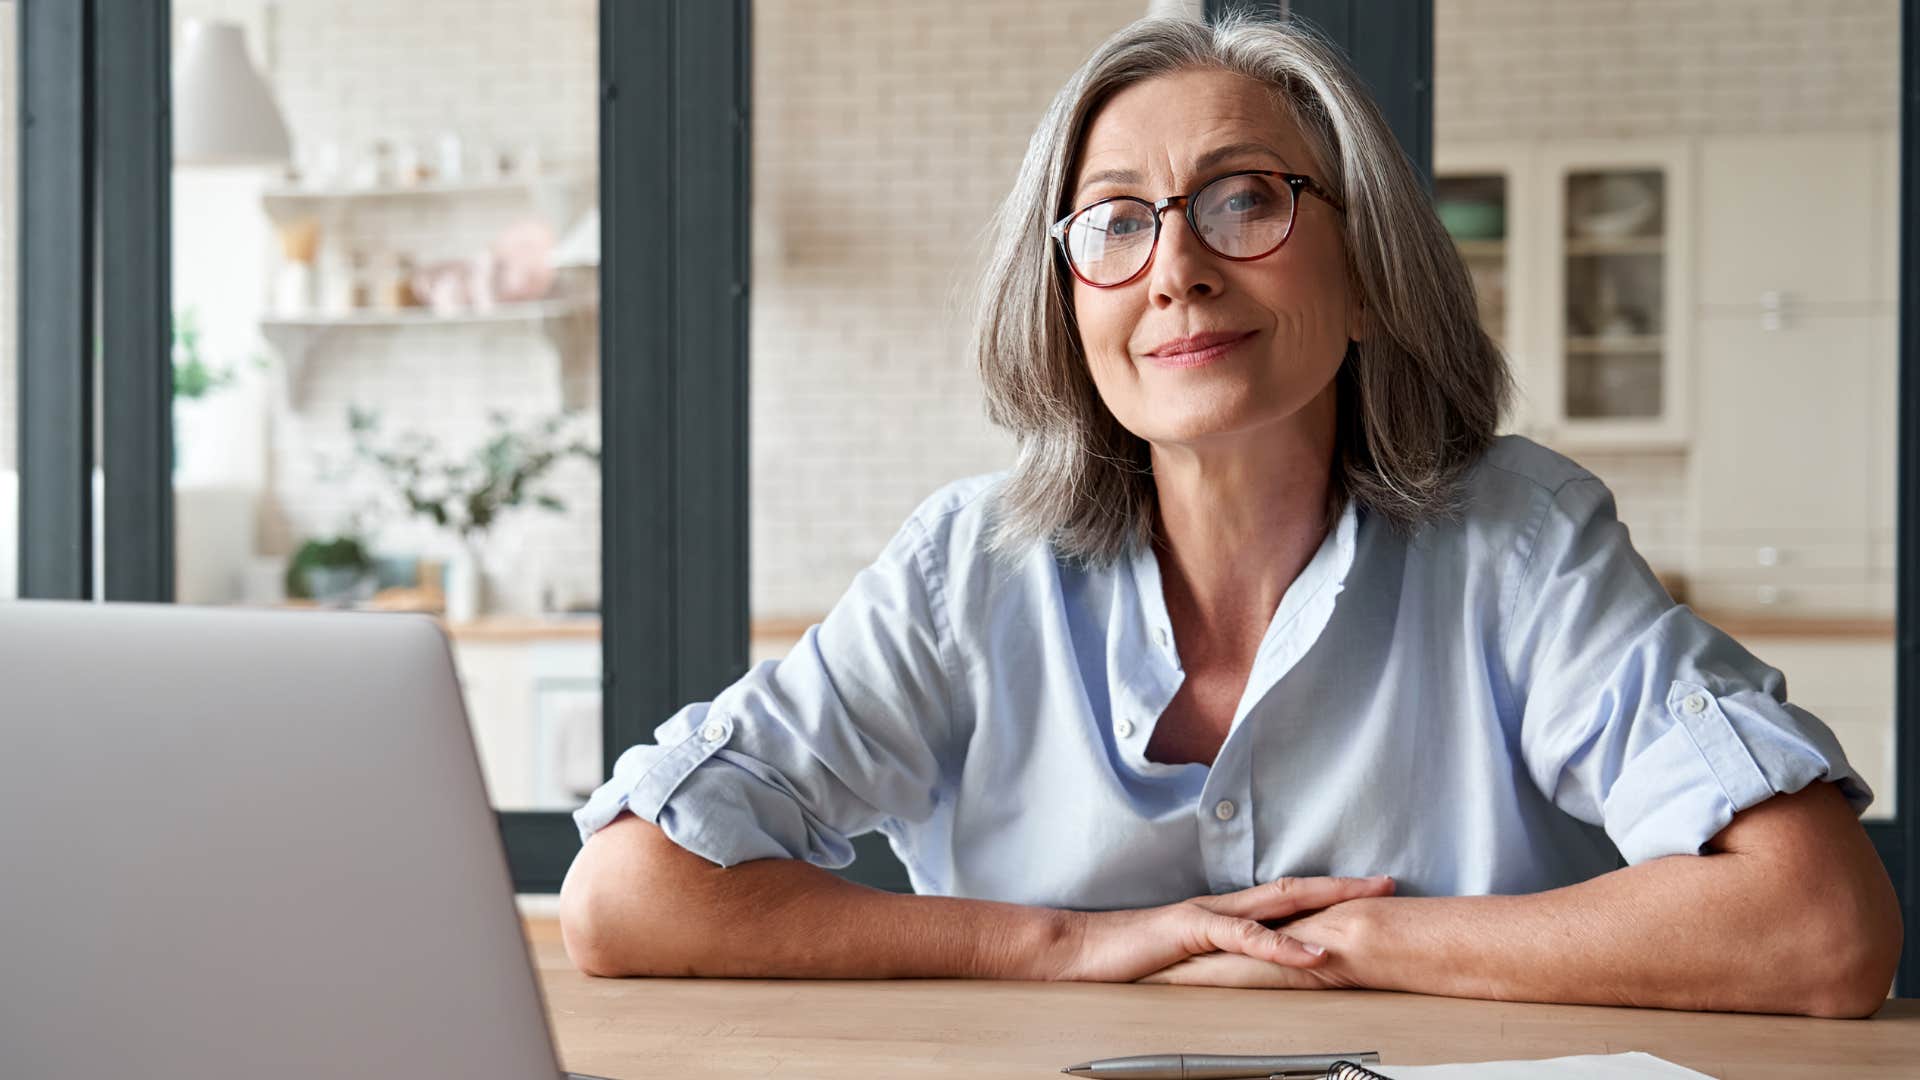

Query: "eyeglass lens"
<box><xmin>1063</xmin><ymin>173</ymin><xmax>1296</xmax><ymax>286</ymax></box>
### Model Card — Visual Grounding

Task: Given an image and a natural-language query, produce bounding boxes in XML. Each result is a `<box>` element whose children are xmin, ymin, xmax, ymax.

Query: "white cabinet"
<box><xmin>1434</xmin><ymin>141</ymin><xmax>1547</xmax><ymax>438</ymax></box>
<box><xmin>1437</xmin><ymin>138</ymin><xmax>1692</xmax><ymax>451</ymax></box>
<box><xmin>1691</xmin><ymin>313</ymin><xmax>1876</xmax><ymax>538</ymax></box>
<box><xmin>1683</xmin><ymin>130</ymin><xmax>1897</xmax><ymax>618</ymax></box>
<box><xmin>1696</xmin><ymin>133</ymin><xmax>1880</xmax><ymax>310</ymax></box>
<box><xmin>450</xmin><ymin>632</ymin><xmax>602</xmax><ymax>811</ymax></box>
<box><xmin>1444</xmin><ymin>131</ymin><xmax>1896</xmax><ymax>618</ymax></box>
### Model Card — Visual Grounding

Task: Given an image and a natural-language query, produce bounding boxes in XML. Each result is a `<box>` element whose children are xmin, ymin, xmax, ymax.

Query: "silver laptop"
<box><xmin>0</xmin><ymin>600</ymin><xmax>609</xmax><ymax>1080</ymax></box>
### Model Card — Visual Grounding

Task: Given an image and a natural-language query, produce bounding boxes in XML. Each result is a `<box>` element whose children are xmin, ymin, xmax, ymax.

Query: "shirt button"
<box><xmin>1214</xmin><ymin>800</ymin><xmax>1236</xmax><ymax>821</ymax></box>
<box><xmin>1682</xmin><ymin>693</ymin><xmax>1709</xmax><ymax>715</ymax></box>
<box><xmin>1114</xmin><ymin>718</ymin><xmax>1135</xmax><ymax>739</ymax></box>
<box><xmin>701</xmin><ymin>720</ymin><xmax>727</xmax><ymax>742</ymax></box>
<box><xmin>1155</xmin><ymin>627</ymin><xmax>1170</xmax><ymax>649</ymax></box>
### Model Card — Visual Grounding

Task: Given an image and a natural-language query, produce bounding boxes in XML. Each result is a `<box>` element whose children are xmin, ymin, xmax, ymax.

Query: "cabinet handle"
<box><xmin>1759</xmin><ymin>291</ymin><xmax>1790</xmax><ymax>332</ymax></box>
<box><xmin>1756</xmin><ymin>584</ymin><xmax>1781</xmax><ymax>606</ymax></box>
<box><xmin>1756</xmin><ymin>545</ymin><xmax>1780</xmax><ymax>567</ymax></box>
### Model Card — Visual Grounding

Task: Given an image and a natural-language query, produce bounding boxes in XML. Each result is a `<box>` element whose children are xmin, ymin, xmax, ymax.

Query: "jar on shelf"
<box><xmin>348</xmin><ymin>251</ymin><xmax>373</xmax><ymax>310</ymax></box>
<box><xmin>317</xmin><ymin>242</ymin><xmax>355</xmax><ymax>316</ymax></box>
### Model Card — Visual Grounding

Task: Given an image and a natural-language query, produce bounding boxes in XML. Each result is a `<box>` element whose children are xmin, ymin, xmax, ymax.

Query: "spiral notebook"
<box><xmin>1323</xmin><ymin>1052</ymin><xmax>1713</xmax><ymax>1079</ymax></box>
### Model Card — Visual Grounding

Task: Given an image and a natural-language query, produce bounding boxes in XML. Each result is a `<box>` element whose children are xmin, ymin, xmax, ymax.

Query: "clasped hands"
<box><xmin>1049</xmin><ymin>875</ymin><xmax>1396</xmax><ymax>990</ymax></box>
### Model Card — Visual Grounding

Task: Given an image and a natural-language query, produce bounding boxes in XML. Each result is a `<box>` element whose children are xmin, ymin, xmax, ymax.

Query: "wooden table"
<box><xmin>523</xmin><ymin>920</ymin><xmax>1920</xmax><ymax>1079</ymax></box>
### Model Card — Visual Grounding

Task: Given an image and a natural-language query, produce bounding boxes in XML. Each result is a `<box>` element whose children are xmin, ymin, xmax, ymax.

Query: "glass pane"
<box><xmin>169</xmin><ymin>3</ymin><xmax>602</xmax><ymax>812</ymax></box>
<box><xmin>745</xmin><ymin>4</ymin><xmax>1150</xmax><ymax>887</ymax></box>
<box><xmin>1563</xmin><ymin>169</ymin><xmax>1665</xmax><ymax>420</ymax></box>
<box><xmin>747</xmin><ymin>2</ymin><xmax>1145</xmax><ymax>664</ymax></box>
<box><xmin>0</xmin><ymin>8</ymin><xmax>14</xmax><ymax>600</ymax></box>
<box><xmin>1434</xmin><ymin>172</ymin><xmax>1510</xmax><ymax>352</ymax></box>
<box><xmin>1437</xmin><ymin>0</ymin><xmax>1900</xmax><ymax>820</ymax></box>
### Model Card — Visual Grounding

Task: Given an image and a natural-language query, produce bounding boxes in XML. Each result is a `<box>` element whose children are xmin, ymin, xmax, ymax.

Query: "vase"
<box><xmin>445</xmin><ymin>542</ymin><xmax>485</xmax><ymax>623</ymax></box>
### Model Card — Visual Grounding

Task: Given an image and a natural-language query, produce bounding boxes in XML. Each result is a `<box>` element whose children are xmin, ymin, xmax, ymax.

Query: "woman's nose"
<box><xmin>1147</xmin><ymin>207</ymin><xmax>1224</xmax><ymax>305</ymax></box>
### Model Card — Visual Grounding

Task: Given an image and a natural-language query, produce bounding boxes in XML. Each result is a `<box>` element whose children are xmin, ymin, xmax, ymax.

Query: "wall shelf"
<box><xmin>261</xmin><ymin>294</ymin><xmax>598</xmax><ymax>411</ymax></box>
<box><xmin>264</xmin><ymin>174</ymin><xmax>581</xmax><ymax>200</ymax></box>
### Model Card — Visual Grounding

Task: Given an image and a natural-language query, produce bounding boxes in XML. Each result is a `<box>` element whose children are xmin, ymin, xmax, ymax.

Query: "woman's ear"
<box><xmin>1347</xmin><ymin>301</ymin><xmax>1371</xmax><ymax>344</ymax></box>
<box><xmin>1344</xmin><ymin>267</ymin><xmax>1371</xmax><ymax>343</ymax></box>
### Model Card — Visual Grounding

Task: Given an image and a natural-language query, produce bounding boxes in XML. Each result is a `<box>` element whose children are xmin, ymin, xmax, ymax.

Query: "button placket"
<box><xmin>1199</xmin><ymin>729</ymin><xmax>1259</xmax><ymax>891</ymax></box>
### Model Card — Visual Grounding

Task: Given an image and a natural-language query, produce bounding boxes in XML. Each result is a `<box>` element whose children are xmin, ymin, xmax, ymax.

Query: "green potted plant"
<box><xmin>284</xmin><ymin>534</ymin><xmax>376</xmax><ymax>607</ymax></box>
<box><xmin>345</xmin><ymin>407</ymin><xmax>599</xmax><ymax>620</ymax></box>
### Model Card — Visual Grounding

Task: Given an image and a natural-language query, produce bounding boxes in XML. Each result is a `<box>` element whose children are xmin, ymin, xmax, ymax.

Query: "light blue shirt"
<box><xmin>575</xmin><ymin>435</ymin><xmax>1871</xmax><ymax>907</ymax></box>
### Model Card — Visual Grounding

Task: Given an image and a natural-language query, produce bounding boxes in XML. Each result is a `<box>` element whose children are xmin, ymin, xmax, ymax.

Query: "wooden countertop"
<box><xmin>296</xmin><ymin>602</ymin><xmax>1892</xmax><ymax>646</ymax></box>
<box><xmin>438</xmin><ymin>611</ymin><xmax>1897</xmax><ymax>646</ymax></box>
<box><xmin>521</xmin><ymin>919</ymin><xmax>1920</xmax><ymax>1079</ymax></box>
<box><xmin>441</xmin><ymin>614</ymin><xmax>823</xmax><ymax>645</ymax></box>
<box><xmin>1689</xmin><ymin>610</ymin><xmax>1896</xmax><ymax>640</ymax></box>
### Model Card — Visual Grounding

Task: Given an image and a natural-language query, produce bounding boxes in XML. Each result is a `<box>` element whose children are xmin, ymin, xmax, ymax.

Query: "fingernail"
<box><xmin>1301</xmin><ymin>941</ymin><xmax>1326</xmax><ymax>956</ymax></box>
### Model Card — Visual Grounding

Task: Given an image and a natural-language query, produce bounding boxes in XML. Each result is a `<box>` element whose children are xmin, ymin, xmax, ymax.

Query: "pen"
<box><xmin>1061</xmin><ymin>1051</ymin><xmax>1383</xmax><ymax>1079</ymax></box>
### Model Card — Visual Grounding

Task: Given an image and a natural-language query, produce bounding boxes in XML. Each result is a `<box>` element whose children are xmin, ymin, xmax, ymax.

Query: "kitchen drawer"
<box><xmin>1691</xmin><ymin>538</ymin><xmax>1869</xmax><ymax>579</ymax></box>
<box><xmin>1686</xmin><ymin>580</ymin><xmax>1883</xmax><ymax>616</ymax></box>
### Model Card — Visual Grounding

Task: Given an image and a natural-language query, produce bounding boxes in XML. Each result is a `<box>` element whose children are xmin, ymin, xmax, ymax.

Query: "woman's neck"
<box><xmin>1147</xmin><ymin>389</ymin><xmax>1338</xmax><ymax>652</ymax></box>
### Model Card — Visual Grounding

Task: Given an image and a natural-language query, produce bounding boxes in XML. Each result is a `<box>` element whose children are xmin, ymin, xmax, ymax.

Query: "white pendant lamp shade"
<box><xmin>174</xmin><ymin>19</ymin><xmax>292</xmax><ymax>166</ymax></box>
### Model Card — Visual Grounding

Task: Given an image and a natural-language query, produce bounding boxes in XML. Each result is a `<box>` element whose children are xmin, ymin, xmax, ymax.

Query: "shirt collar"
<box><xmin>1127</xmin><ymin>494</ymin><xmax>1361</xmax><ymax>668</ymax></box>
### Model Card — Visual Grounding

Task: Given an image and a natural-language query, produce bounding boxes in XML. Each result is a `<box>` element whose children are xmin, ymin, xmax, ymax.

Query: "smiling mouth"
<box><xmin>1144</xmin><ymin>331</ymin><xmax>1255</xmax><ymax>368</ymax></box>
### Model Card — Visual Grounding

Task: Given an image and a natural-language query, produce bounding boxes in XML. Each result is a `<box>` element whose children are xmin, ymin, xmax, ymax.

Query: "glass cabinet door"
<box><xmin>1562</xmin><ymin>168</ymin><xmax>1666</xmax><ymax>421</ymax></box>
<box><xmin>1539</xmin><ymin>141</ymin><xmax>1693</xmax><ymax>449</ymax></box>
<box><xmin>1434</xmin><ymin>141</ymin><xmax>1542</xmax><ymax>440</ymax></box>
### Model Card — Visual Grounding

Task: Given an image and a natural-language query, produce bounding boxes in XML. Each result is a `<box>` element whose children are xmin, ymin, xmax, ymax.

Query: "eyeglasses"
<box><xmin>1049</xmin><ymin>170</ymin><xmax>1345</xmax><ymax>289</ymax></box>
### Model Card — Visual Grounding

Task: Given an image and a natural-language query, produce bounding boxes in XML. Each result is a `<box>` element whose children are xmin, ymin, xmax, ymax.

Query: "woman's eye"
<box><xmin>1221</xmin><ymin>190</ymin><xmax>1269</xmax><ymax>213</ymax></box>
<box><xmin>1107</xmin><ymin>214</ymin><xmax>1150</xmax><ymax>236</ymax></box>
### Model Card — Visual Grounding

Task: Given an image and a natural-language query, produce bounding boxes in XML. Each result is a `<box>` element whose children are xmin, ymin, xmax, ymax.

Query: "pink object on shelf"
<box><xmin>491</xmin><ymin>220</ymin><xmax>556</xmax><ymax>303</ymax></box>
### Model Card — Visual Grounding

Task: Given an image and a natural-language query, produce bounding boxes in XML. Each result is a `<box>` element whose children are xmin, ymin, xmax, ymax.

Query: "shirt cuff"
<box><xmin>1602</xmin><ymin>678</ymin><xmax>1873</xmax><ymax>864</ymax></box>
<box><xmin>571</xmin><ymin>711</ymin><xmax>736</xmax><ymax>844</ymax></box>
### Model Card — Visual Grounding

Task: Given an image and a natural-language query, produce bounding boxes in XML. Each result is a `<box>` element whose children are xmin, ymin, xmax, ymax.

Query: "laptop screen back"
<box><xmin>0</xmin><ymin>601</ymin><xmax>564</xmax><ymax>1080</ymax></box>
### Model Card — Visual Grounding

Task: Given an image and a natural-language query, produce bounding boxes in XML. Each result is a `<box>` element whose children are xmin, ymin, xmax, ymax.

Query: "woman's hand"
<box><xmin>1045</xmin><ymin>875</ymin><xmax>1394</xmax><ymax>984</ymax></box>
<box><xmin>1135</xmin><ymin>892</ymin><xmax>1384</xmax><ymax>989</ymax></box>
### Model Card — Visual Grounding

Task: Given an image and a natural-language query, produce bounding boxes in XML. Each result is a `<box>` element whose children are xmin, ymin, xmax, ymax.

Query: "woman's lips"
<box><xmin>1142</xmin><ymin>330</ymin><xmax>1255</xmax><ymax>369</ymax></box>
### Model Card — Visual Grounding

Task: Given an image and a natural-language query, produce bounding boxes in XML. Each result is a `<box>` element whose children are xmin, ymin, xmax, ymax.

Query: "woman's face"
<box><xmin>1066</xmin><ymin>68</ymin><xmax>1361</xmax><ymax>453</ymax></box>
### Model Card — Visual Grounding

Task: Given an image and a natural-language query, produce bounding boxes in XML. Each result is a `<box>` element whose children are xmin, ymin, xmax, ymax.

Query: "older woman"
<box><xmin>559</xmin><ymin>15</ymin><xmax>1900</xmax><ymax>1016</ymax></box>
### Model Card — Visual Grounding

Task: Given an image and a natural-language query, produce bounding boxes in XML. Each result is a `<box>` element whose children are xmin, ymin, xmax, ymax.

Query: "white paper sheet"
<box><xmin>1368</xmin><ymin>1051</ymin><xmax>1714</xmax><ymax>1078</ymax></box>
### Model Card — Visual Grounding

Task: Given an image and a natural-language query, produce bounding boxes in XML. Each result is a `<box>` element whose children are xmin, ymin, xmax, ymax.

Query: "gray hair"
<box><xmin>971</xmin><ymin>12</ymin><xmax>1512</xmax><ymax>568</ymax></box>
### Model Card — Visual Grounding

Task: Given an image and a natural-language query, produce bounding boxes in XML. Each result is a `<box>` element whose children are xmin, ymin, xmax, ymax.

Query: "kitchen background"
<box><xmin>0</xmin><ymin>0</ymin><xmax>1899</xmax><ymax>821</ymax></box>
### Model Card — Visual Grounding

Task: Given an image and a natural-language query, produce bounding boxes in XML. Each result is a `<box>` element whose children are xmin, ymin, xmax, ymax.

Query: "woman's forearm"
<box><xmin>1139</xmin><ymin>785</ymin><xmax>1899</xmax><ymax>1014</ymax></box>
<box><xmin>1330</xmin><ymin>788</ymin><xmax>1899</xmax><ymax>1017</ymax></box>
<box><xmin>559</xmin><ymin>813</ymin><xmax>1071</xmax><ymax>980</ymax></box>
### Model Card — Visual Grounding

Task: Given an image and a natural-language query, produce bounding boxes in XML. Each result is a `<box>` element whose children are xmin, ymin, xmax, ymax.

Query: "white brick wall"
<box><xmin>1436</xmin><ymin>0</ymin><xmax>1898</xmax><ymax>141</ymax></box>
<box><xmin>748</xmin><ymin>1</ymin><xmax>1142</xmax><ymax>617</ymax></box>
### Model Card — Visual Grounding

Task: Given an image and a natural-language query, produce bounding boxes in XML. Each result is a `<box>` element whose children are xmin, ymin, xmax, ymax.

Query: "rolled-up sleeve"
<box><xmin>1500</xmin><ymin>476</ymin><xmax>1873</xmax><ymax>865</ymax></box>
<box><xmin>572</xmin><ymin>502</ymin><xmax>958</xmax><ymax>870</ymax></box>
